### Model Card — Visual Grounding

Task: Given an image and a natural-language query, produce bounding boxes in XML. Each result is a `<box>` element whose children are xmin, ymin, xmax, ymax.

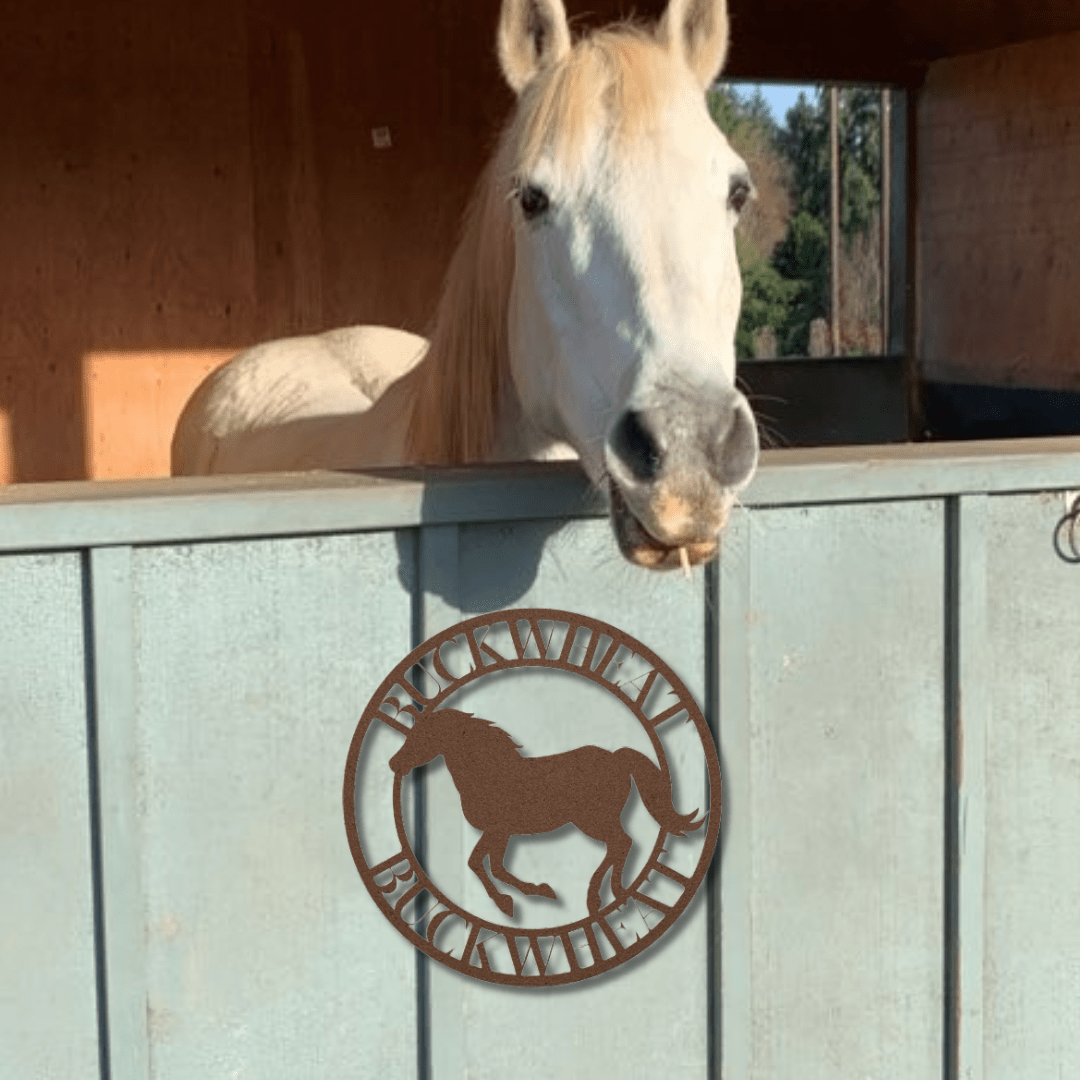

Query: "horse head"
<box><xmin>388</xmin><ymin>708</ymin><xmax>486</xmax><ymax>776</ymax></box>
<box><xmin>497</xmin><ymin>0</ymin><xmax>758</xmax><ymax>569</ymax></box>
<box><xmin>388</xmin><ymin>711</ymin><xmax>442</xmax><ymax>776</ymax></box>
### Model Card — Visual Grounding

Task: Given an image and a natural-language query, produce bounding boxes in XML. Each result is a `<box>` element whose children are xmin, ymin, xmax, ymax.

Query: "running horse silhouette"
<box><xmin>171</xmin><ymin>0</ymin><xmax>759</xmax><ymax>572</ymax></box>
<box><xmin>389</xmin><ymin>708</ymin><xmax>703</xmax><ymax>918</ymax></box>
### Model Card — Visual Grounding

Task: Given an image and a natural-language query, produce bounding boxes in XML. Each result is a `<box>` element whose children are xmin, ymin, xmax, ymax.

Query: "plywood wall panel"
<box><xmin>82</xmin><ymin>0</ymin><xmax>258</xmax><ymax>351</ymax></box>
<box><xmin>919</xmin><ymin>31</ymin><xmax>1080</xmax><ymax>390</ymax></box>
<box><xmin>0</xmin><ymin>0</ymin><xmax>520</xmax><ymax>483</ymax></box>
<box><xmin>1</xmin><ymin>1</ymin><xmax>261</xmax><ymax>483</ymax></box>
<box><xmin>0</xmin><ymin>553</ymin><xmax>99</xmax><ymax>1076</ymax></box>
<box><xmin>0</xmin><ymin>2</ymin><xmax>97</xmax><ymax>481</ymax></box>
<box><xmin>10</xmin><ymin>0</ymin><xmax>1080</xmax><ymax>483</ymax></box>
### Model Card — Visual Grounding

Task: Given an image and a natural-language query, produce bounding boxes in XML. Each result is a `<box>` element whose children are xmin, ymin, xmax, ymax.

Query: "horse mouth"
<box><xmin>608</xmin><ymin>482</ymin><xmax>719</xmax><ymax>571</ymax></box>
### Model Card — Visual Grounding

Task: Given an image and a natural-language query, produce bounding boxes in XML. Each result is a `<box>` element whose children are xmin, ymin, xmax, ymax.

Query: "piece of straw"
<box><xmin>679</xmin><ymin>546</ymin><xmax>691</xmax><ymax>579</ymax></box>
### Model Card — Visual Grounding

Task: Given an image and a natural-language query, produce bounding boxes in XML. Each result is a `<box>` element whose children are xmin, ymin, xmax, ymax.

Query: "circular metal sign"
<box><xmin>343</xmin><ymin>609</ymin><xmax>721</xmax><ymax>987</ymax></box>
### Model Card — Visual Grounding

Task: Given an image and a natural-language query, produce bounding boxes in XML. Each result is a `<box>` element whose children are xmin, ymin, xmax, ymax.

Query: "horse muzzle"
<box><xmin>608</xmin><ymin>480</ymin><xmax>727</xmax><ymax>569</ymax></box>
<box><xmin>604</xmin><ymin>387</ymin><xmax>758</xmax><ymax>571</ymax></box>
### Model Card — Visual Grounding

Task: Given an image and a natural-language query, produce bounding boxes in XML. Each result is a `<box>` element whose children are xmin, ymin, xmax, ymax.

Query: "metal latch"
<box><xmin>1054</xmin><ymin>490</ymin><xmax>1080</xmax><ymax>563</ymax></box>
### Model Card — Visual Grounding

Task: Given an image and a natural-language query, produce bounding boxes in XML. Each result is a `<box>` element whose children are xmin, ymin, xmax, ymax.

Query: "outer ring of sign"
<box><xmin>343</xmin><ymin>608</ymin><xmax>722</xmax><ymax>988</ymax></box>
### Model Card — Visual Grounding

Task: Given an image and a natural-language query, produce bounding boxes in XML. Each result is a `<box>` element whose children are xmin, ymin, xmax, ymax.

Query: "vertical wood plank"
<box><xmin>0</xmin><ymin>552</ymin><xmax>100</xmax><ymax>1076</ymax></box>
<box><xmin>981</xmin><ymin>492</ymin><xmax>1080</xmax><ymax>1077</ymax></box>
<box><xmin>829</xmin><ymin>85</ymin><xmax>841</xmax><ymax>356</ymax></box>
<box><xmin>951</xmin><ymin>496</ymin><xmax>988</xmax><ymax>1080</ymax></box>
<box><xmin>419</xmin><ymin>523</ymin><xmax>462</xmax><ymax>633</ymax></box>
<box><xmin>424</xmin><ymin>517</ymin><xmax>712</xmax><ymax>1080</ymax></box>
<box><xmin>724</xmin><ymin>500</ymin><xmax>946</xmax><ymax>1078</ymax></box>
<box><xmin>717</xmin><ymin>512</ymin><xmax>754</xmax><ymax>1080</ymax></box>
<box><xmin>418</xmin><ymin>523</ymin><xmax>463</xmax><ymax>1080</ymax></box>
<box><xmin>128</xmin><ymin>531</ymin><xmax>417</xmax><ymax>1078</ymax></box>
<box><xmin>888</xmin><ymin>88</ymin><xmax>909</xmax><ymax>359</ymax></box>
<box><xmin>881</xmin><ymin>87</ymin><xmax>892</xmax><ymax>352</ymax></box>
<box><xmin>88</xmin><ymin>545</ymin><xmax>151</xmax><ymax>1080</ymax></box>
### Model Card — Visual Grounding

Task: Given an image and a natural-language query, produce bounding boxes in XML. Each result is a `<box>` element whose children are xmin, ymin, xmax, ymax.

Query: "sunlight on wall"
<box><xmin>0</xmin><ymin>411</ymin><xmax>13</xmax><ymax>485</ymax></box>
<box><xmin>82</xmin><ymin>349</ymin><xmax>237</xmax><ymax>481</ymax></box>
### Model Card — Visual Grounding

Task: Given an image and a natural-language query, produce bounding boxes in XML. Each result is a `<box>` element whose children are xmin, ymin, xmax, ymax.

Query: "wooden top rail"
<box><xmin>2</xmin><ymin>437</ymin><xmax>1080</xmax><ymax>552</ymax></box>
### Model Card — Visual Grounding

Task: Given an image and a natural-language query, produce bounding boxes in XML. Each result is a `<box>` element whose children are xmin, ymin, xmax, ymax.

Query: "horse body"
<box><xmin>389</xmin><ymin>708</ymin><xmax>701</xmax><ymax>919</ymax></box>
<box><xmin>171</xmin><ymin>326</ymin><xmax>427</xmax><ymax>474</ymax></box>
<box><xmin>172</xmin><ymin>0</ymin><xmax>759</xmax><ymax>570</ymax></box>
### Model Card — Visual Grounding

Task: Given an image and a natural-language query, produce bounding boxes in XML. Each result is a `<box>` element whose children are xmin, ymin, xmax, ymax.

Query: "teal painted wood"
<box><xmin>125</xmin><ymin>533</ymin><xmax>418</xmax><ymax>1078</ymax></box>
<box><xmin>89</xmin><ymin>546</ymin><xmax>151</xmax><ymax>1080</ymax></box>
<box><xmin>717</xmin><ymin>511</ymin><xmax>755</xmax><ymax>1080</ymax></box>
<box><xmin>951</xmin><ymin>496</ymin><xmax>989</xmax><ymax>1080</ymax></box>
<box><xmin>720</xmin><ymin>501</ymin><xmax>947</xmax><ymax>1078</ymax></box>
<box><xmin>0</xmin><ymin>553</ymin><xmax>100</xmax><ymax>1079</ymax></box>
<box><xmin>3</xmin><ymin>438</ymin><xmax>1080</xmax><ymax>553</ymax></box>
<box><xmin>421</xmin><ymin>518</ymin><xmax>712</xmax><ymax>1080</ymax></box>
<box><xmin>0</xmin><ymin>465</ymin><xmax>603</xmax><ymax>553</ymax></box>
<box><xmin>3</xmin><ymin>446</ymin><xmax>1080</xmax><ymax>1077</ymax></box>
<box><xmin>982</xmin><ymin>492</ymin><xmax>1080</xmax><ymax>1079</ymax></box>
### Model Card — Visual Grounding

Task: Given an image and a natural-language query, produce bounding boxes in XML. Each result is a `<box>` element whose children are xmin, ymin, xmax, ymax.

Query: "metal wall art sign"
<box><xmin>343</xmin><ymin>609</ymin><xmax>721</xmax><ymax>987</ymax></box>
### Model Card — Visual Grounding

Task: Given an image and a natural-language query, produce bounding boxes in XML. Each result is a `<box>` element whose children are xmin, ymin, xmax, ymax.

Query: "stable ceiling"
<box><xmin>576</xmin><ymin>0</ymin><xmax>1080</xmax><ymax>84</ymax></box>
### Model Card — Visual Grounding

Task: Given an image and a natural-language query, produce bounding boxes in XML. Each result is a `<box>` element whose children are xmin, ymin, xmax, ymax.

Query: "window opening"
<box><xmin>711</xmin><ymin>82</ymin><xmax>900</xmax><ymax>362</ymax></box>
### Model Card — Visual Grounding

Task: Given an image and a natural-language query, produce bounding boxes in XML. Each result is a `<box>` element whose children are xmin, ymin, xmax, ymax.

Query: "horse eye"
<box><xmin>728</xmin><ymin>176</ymin><xmax>751</xmax><ymax>214</ymax></box>
<box><xmin>519</xmin><ymin>183</ymin><xmax>550</xmax><ymax>220</ymax></box>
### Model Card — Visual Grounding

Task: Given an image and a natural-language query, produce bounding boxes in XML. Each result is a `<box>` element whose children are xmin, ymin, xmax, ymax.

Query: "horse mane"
<box><xmin>441</xmin><ymin>709</ymin><xmax>523</xmax><ymax>757</ymax></box>
<box><xmin>404</xmin><ymin>24</ymin><xmax>674</xmax><ymax>465</ymax></box>
<box><xmin>404</xmin><ymin>151</ymin><xmax>514</xmax><ymax>465</ymax></box>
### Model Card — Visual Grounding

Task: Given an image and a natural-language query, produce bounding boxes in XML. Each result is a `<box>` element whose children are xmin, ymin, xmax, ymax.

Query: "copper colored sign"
<box><xmin>343</xmin><ymin>609</ymin><xmax>721</xmax><ymax>987</ymax></box>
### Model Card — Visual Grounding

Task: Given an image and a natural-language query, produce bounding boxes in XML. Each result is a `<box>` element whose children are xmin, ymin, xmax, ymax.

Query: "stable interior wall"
<box><xmin>0</xmin><ymin>0</ymin><xmax>516</xmax><ymax>483</ymax></box>
<box><xmin>918</xmin><ymin>29</ymin><xmax>1080</xmax><ymax>392</ymax></box>
<box><xmin>4</xmin><ymin>0</ymin><xmax>687</xmax><ymax>485</ymax></box>
<box><xmin>9</xmin><ymin>0</ymin><xmax>1080</xmax><ymax>484</ymax></box>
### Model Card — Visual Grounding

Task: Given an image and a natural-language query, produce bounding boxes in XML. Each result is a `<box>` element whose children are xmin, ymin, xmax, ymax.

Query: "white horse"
<box><xmin>172</xmin><ymin>0</ymin><xmax>758</xmax><ymax>571</ymax></box>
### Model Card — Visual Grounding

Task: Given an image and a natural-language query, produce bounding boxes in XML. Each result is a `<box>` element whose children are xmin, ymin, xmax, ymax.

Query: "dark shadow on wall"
<box><xmin>920</xmin><ymin>381</ymin><xmax>1080</xmax><ymax>441</ymax></box>
<box><xmin>389</xmin><ymin>462</ymin><xmax>600</xmax><ymax>613</ymax></box>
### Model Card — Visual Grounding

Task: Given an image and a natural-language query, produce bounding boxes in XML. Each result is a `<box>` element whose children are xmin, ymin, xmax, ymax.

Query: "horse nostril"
<box><xmin>611</xmin><ymin>410</ymin><xmax>663</xmax><ymax>482</ymax></box>
<box><xmin>714</xmin><ymin>400</ymin><xmax>759</xmax><ymax>489</ymax></box>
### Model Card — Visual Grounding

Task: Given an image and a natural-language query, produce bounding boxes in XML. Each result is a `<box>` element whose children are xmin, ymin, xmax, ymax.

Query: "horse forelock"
<box><xmin>405</xmin><ymin>24</ymin><xmax>679</xmax><ymax>467</ymax></box>
<box><xmin>510</xmin><ymin>26</ymin><xmax>676</xmax><ymax>183</ymax></box>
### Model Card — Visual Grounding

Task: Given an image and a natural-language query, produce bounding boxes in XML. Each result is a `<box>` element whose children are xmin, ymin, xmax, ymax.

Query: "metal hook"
<box><xmin>1052</xmin><ymin>492</ymin><xmax>1080</xmax><ymax>564</ymax></box>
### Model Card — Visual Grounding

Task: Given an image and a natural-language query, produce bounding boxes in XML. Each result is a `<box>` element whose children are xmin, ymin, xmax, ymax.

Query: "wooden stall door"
<box><xmin>0</xmin><ymin>554</ymin><xmax>100</xmax><ymax>1077</ymax></box>
<box><xmin>718</xmin><ymin>501</ymin><xmax>947</xmax><ymax>1078</ymax></box>
<box><xmin>418</xmin><ymin>517</ymin><xmax>713</xmax><ymax>1079</ymax></box>
<box><xmin>977</xmin><ymin>493</ymin><xmax>1080</xmax><ymax>1078</ymax></box>
<box><xmin>111</xmin><ymin>532</ymin><xmax>417</xmax><ymax>1076</ymax></box>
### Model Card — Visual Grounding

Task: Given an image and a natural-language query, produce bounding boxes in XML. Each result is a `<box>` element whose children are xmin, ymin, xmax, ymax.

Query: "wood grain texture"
<box><xmin>126</xmin><ymin>532</ymin><xmax>417</xmax><ymax>1076</ymax></box>
<box><xmin>0</xmin><ymin>0</ymin><xmax>506</xmax><ymax>482</ymax></box>
<box><xmin>982</xmin><ymin>492</ymin><xmax>1080</xmax><ymax>1078</ymax></box>
<box><xmin>720</xmin><ymin>501</ymin><xmax>946</xmax><ymax>1078</ymax></box>
<box><xmin>0</xmin><ymin>553</ymin><xmax>99</xmax><ymax>1077</ymax></box>
<box><xmin>422</xmin><ymin>518</ymin><xmax>711</xmax><ymax>1080</ymax></box>
<box><xmin>919</xmin><ymin>30</ymin><xmax>1080</xmax><ymax>391</ymax></box>
<box><xmin>8</xmin><ymin>1</ymin><xmax>1080</xmax><ymax>481</ymax></box>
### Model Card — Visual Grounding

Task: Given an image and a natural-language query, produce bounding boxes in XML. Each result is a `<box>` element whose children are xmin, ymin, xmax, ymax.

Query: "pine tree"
<box><xmin>710</xmin><ymin>84</ymin><xmax>884</xmax><ymax>358</ymax></box>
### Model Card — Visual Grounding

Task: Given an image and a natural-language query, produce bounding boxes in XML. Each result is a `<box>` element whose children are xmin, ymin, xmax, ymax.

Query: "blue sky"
<box><xmin>731</xmin><ymin>82</ymin><xmax>816</xmax><ymax>127</ymax></box>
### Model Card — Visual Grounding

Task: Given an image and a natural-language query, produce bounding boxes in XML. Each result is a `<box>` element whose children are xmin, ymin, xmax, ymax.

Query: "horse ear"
<box><xmin>657</xmin><ymin>0</ymin><xmax>730</xmax><ymax>89</ymax></box>
<box><xmin>497</xmin><ymin>0</ymin><xmax>572</xmax><ymax>95</ymax></box>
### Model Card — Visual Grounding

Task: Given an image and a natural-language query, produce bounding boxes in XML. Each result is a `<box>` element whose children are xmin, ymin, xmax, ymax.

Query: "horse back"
<box><xmin>170</xmin><ymin>326</ymin><xmax>427</xmax><ymax>475</ymax></box>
